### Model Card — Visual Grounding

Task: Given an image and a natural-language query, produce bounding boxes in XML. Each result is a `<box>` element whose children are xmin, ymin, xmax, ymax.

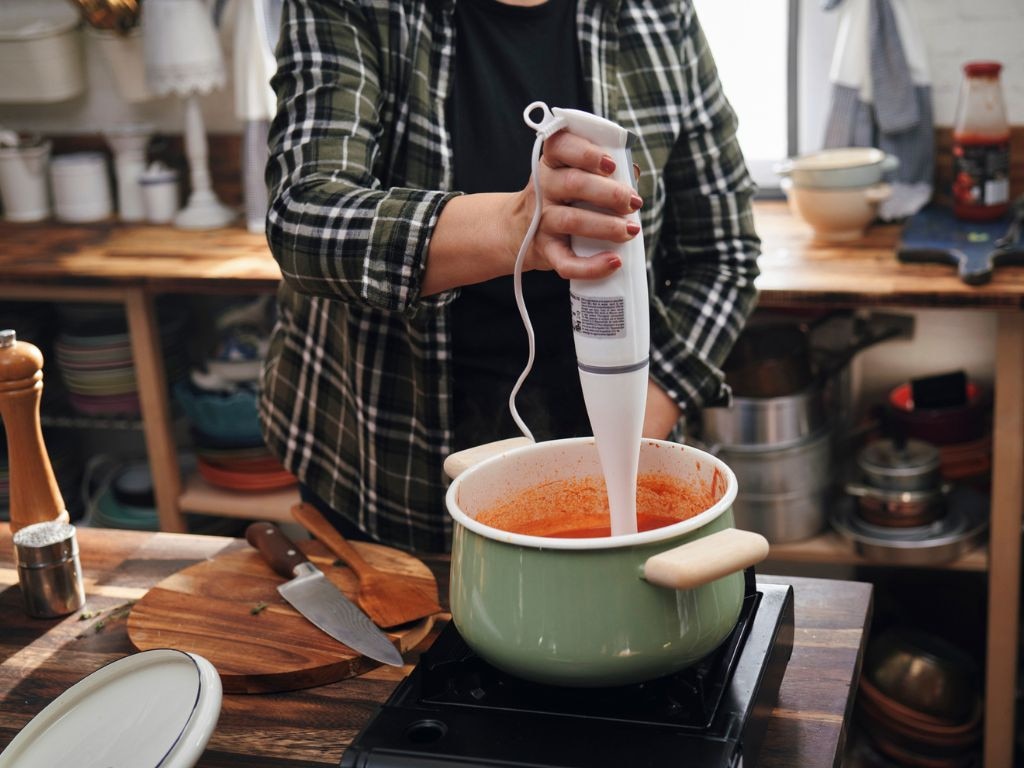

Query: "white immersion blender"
<box><xmin>517</xmin><ymin>104</ymin><xmax>650</xmax><ymax>536</ymax></box>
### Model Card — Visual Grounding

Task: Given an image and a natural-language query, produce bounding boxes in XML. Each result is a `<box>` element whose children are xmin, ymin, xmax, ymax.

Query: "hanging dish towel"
<box><xmin>231</xmin><ymin>0</ymin><xmax>281</xmax><ymax>234</ymax></box>
<box><xmin>822</xmin><ymin>0</ymin><xmax>934</xmax><ymax>221</ymax></box>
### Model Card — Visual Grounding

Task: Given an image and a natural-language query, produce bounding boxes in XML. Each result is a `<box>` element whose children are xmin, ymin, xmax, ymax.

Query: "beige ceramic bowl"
<box><xmin>774</xmin><ymin>147</ymin><xmax>899</xmax><ymax>188</ymax></box>
<box><xmin>781</xmin><ymin>178</ymin><xmax>892</xmax><ymax>242</ymax></box>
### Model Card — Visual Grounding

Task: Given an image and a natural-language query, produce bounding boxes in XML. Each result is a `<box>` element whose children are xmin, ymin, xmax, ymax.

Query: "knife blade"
<box><xmin>245</xmin><ymin>522</ymin><xmax>403</xmax><ymax>667</ymax></box>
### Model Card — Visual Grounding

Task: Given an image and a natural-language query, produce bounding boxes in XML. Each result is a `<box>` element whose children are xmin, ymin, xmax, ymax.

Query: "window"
<box><xmin>692</xmin><ymin>0</ymin><xmax>796</xmax><ymax>191</ymax></box>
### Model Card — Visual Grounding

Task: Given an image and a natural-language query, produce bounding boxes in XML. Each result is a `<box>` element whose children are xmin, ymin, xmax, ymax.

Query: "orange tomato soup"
<box><xmin>475</xmin><ymin>472</ymin><xmax>716</xmax><ymax>538</ymax></box>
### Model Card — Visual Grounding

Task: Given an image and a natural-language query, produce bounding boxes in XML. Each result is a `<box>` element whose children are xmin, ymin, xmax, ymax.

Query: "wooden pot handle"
<box><xmin>643</xmin><ymin>528</ymin><xmax>769</xmax><ymax>590</ymax></box>
<box><xmin>443</xmin><ymin>436</ymin><xmax>534</xmax><ymax>480</ymax></box>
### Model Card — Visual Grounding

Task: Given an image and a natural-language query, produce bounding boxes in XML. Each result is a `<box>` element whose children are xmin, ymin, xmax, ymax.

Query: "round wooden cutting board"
<box><xmin>127</xmin><ymin>539</ymin><xmax>439</xmax><ymax>693</ymax></box>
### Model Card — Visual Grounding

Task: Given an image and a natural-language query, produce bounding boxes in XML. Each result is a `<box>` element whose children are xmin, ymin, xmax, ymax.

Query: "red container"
<box><xmin>952</xmin><ymin>61</ymin><xmax>1011</xmax><ymax>221</ymax></box>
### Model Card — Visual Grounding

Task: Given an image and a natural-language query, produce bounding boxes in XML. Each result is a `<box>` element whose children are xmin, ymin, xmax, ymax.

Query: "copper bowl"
<box><xmin>863</xmin><ymin>627</ymin><xmax>980</xmax><ymax>725</ymax></box>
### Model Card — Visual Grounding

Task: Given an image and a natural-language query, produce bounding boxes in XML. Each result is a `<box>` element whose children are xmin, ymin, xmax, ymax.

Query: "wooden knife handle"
<box><xmin>246</xmin><ymin>522</ymin><xmax>309</xmax><ymax>579</ymax></box>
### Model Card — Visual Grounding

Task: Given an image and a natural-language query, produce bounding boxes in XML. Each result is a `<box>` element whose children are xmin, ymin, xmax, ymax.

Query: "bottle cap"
<box><xmin>963</xmin><ymin>61</ymin><xmax>1002</xmax><ymax>78</ymax></box>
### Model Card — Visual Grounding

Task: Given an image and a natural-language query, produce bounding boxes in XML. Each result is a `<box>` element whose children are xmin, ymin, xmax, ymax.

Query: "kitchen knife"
<box><xmin>245</xmin><ymin>522</ymin><xmax>403</xmax><ymax>667</ymax></box>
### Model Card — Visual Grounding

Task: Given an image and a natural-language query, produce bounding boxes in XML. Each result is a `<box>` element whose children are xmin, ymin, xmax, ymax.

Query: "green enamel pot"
<box><xmin>444</xmin><ymin>437</ymin><xmax>769</xmax><ymax>687</ymax></box>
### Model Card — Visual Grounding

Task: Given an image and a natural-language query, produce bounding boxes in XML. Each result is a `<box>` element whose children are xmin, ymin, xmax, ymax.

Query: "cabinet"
<box><xmin>1</xmin><ymin>204</ymin><xmax>1022</xmax><ymax>765</ymax></box>
<box><xmin>0</xmin><ymin>223</ymin><xmax>297</xmax><ymax>532</ymax></box>
<box><xmin>752</xmin><ymin>202</ymin><xmax>1023</xmax><ymax>768</ymax></box>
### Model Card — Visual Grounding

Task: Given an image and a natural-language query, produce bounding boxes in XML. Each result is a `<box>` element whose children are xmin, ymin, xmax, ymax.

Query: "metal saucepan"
<box><xmin>444</xmin><ymin>437</ymin><xmax>769</xmax><ymax>687</ymax></box>
<box><xmin>702</xmin><ymin>384</ymin><xmax>825</xmax><ymax>449</ymax></box>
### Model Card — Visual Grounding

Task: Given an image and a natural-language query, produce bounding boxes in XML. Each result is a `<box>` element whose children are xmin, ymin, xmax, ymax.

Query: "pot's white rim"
<box><xmin>446</xmin><ymin>437</ymin><xmax>738</xmax><ymax>550</ymax></box>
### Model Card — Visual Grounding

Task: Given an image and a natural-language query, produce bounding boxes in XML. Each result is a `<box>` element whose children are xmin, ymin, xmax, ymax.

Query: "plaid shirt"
<box><xmin>260</xmin><ymin>0</ymin><xmax>761</xmax><ymax>552</ymax></box>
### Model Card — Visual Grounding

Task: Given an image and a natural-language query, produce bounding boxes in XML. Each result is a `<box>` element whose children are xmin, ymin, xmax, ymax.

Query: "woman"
<box><xmin>260</xmin><ymin>0</ymin><xmax>761</xmax><ymax>552</ymax></box>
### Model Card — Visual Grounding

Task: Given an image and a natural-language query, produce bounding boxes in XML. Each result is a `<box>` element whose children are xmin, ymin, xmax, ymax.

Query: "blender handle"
<box><xmin>643</xmin><ymin>528</ymin><xmax>769</xmax><ymax>590</ymax></box>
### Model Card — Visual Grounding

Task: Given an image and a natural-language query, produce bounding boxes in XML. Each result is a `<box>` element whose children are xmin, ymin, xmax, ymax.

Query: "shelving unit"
<box><xmin>767</xmin><ymin>532</ymin><xmax>988</xmax><ymax>573</ymax></box>
<box><xmin>1</xmin><ymin>206</ymin><xmax>1022</xmax><ymax>765</ymax></box>
<box><xmin>753</xmin><ymin>203</ymin><xmax>1024</xmax><ymax>768</ymax></box>
<box><xmin>179</xmin><ymin>474</ymin><xmax>297</xmax><ymax>522</ymax></box>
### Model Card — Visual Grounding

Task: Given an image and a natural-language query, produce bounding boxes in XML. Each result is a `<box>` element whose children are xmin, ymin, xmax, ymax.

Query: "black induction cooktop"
<box><xmin>340</xmin><ymin>570</ymin><xmax>794</xmax><ymax>768</ymax></box>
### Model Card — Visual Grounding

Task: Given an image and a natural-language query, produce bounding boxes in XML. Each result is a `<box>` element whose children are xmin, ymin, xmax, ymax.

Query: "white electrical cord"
<box><xmin>508</xmin><ymin>102</ymin><xmax>567</xmax><ymax>443</ymax></box>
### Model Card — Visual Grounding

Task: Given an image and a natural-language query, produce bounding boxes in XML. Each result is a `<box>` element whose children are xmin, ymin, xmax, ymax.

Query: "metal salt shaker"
<box><xmin>13</xmin><ymin>520</ymin><xmax>86</xmax><ymax>618</ymax></box>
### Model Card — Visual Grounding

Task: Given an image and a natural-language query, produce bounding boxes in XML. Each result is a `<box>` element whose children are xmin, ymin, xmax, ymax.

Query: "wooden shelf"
<box><xmin>766</xmin><ymin>531</ymin><xmax>988</xmax><ymax>572</ymax></box>
<box><xmin>179</xmin><ymin>473</ymin><xmax>299</xmax><ymax>523</ymax></box>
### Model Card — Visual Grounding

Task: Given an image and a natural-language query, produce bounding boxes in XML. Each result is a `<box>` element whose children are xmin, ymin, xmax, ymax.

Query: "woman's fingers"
<box><xmin>542</xmin><ymin>132</ymin><xmax>640</xmax><ymax>215</ymax></box>
<box><xmin>531</xmin><ymin>233</ymin><xmax>623</xmax><ymax>280</ymax></box>
<box><xmin>511</xmin><ymin>128</ymin><xmax>644</xmax><ymax>278</ymax></box>
<box><xmin>542</xmin><ymin>130</ymin><xmax>612</xmax><ymax>174</ymax></box>
<box><xmin>543</xmin><ymin>203</ymin><xmax>641</xmax><ymax>244</ymax></box>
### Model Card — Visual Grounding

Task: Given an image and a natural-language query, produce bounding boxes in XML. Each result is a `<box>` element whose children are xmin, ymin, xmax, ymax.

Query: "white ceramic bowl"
<box><xmin>775</xmin><ymin>147</ymin><xmax>899</xmax><ymax>189</ymax></box>
<box><xmin>781</xmin><ymin>178</ymin><xmax>892</xmax><ymax>242</ymax></box>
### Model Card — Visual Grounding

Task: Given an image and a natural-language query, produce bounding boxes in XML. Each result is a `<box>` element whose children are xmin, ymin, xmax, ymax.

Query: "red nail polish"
<box><xmin>608</xmin><ymin>256</ymin><xmax>622</xmax><ymax>269</ymax></box>
<box><xmin>600</xmin><ymin>156</ymin><xmax>616</xmax><ymax>174</ymax></box>
<box><xmin>626</xmin><ymin>222</ymin><xmax>641</xmax><ymax>236</ymax></box>
<box><xmin>630</xmin><ymin>194</ymin><xmax>643</xmax><ymax>211</ymax></box>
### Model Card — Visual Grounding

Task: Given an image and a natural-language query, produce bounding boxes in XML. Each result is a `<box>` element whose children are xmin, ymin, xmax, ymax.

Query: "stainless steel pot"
<box><xmin>857</xmin><ymin>438</ymin><xmax>942</xmax><ymax>492</ymax></box>
<box><xmin>845</xmin><ymin>482</ymin><xmax>951</xmax><ymax>528</ymax></box>
<box><xmin>702</xmin><ymin>386</ymin><xmax>825</xmax><ymax>449</ymax></box>
<box><xmin>710</xmin><ymin>427</ymin><xmax>833</xmax><ymax>543</ymax></box>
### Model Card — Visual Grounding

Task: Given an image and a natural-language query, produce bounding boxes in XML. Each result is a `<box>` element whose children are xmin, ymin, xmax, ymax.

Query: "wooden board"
<box><xmin>126</xmin><ymin>539</ymin><xmax>438</xmax><ymax>693</ymax></box>
<box><xmin>898</xmin><ymin>204</ymin><xmax>1024</xmax><ymax>285</ymax></box>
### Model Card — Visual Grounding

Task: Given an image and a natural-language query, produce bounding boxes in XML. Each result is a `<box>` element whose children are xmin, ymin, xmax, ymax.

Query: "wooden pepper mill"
<box><xmin>0</xmin><ymin>329</ymin><xmax>69</xmax><ymax>533</ymax></box>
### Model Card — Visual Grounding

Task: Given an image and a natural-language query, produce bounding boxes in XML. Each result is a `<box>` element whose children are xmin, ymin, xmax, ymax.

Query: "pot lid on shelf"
<box><xmin>858</xmin><ymin>438</ymin><xmax>940</xmax><ymax>480</ymax></box>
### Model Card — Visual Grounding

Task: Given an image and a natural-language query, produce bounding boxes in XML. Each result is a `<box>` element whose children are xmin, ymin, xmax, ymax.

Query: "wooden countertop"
<box><xmin>0</xmin><ymin>525</ymin><xmax>872</xmax><ymax>767</ymax></box>
<box><xmin>1</xmin><ymin>201</ymin><xmax>1023</xmax><ymax>306</ymax></box>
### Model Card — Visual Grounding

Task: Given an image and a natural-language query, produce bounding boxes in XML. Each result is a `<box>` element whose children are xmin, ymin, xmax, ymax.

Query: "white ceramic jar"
<box><xmin>0</xmin><ymin>139</ymin><xmax>51</xmax><ymax>222</ymax></box>
<box><xmin>49</xmin><ymin>152</ymin><xmax>113</xmax><ymax>223</ymax></box>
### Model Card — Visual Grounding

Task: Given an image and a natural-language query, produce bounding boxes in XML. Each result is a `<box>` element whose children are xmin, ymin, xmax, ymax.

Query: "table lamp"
<box><xmin>142</xmin><ymin>0</ymin><xmax>235</xmax><ymax>229</ymax></box>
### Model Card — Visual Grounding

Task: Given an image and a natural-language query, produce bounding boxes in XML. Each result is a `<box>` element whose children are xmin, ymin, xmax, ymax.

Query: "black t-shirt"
<box><xmin>449</xmin><ymin>0</ymin><xmax>591</xmax><ymax>451</ymax></box>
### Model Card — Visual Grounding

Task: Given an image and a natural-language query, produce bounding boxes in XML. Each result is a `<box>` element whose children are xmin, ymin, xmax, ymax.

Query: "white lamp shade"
<box><xmin>143</xmin><ymin>0</ymin><xmax>226</xmax><ymax>97</ymax></box>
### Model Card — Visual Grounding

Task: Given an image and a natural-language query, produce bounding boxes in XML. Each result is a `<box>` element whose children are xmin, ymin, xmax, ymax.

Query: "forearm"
<box><xmin>643</xmin><ymin>379</ymin><xmax>683</xmax><ymax>439</ymax></box>
<box><xmin>421</xmin><ymin>193</ymin><xmax>520</xmax><ymax>296</ymax></box>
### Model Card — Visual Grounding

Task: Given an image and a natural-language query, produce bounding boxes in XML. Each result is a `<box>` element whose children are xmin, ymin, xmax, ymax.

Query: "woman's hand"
<box><xmin>424</xmin><ymin>130</ymin><xmax>643</xmax><ymax>296</ymax></box>
<box><xmin>505</xmin><ymin>129</ymin><xmax>644</xmax><ymax>280</ymax></box>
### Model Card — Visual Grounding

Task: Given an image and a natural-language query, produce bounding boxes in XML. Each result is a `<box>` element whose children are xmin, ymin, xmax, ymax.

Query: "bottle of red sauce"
<box><xmin>952</xmin><ymin>61</ymin><xmax>1011</xmax><ymax>221</ymax></box>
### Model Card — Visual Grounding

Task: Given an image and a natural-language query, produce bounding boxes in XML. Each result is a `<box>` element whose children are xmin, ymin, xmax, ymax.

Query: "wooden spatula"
<box><xmin>290</xmin><ymin>502</ymin><xmax>443</xmax><ymax>628</ymax></box>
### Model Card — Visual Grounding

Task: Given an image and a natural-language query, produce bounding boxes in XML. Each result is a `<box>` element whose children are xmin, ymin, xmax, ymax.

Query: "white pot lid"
<box><xmin>0</xmin><ymin>649</ymin><xmax>223</xmax><ymax>768</ymax></box>
<box><xmin>0</xmin><ymin>2</ymin><xmax>80</xmax><ymax>41</ymax></box>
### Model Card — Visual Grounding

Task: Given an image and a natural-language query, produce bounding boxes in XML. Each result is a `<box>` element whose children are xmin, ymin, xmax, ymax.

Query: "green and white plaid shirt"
<box><xmin>260</xmin><ymin>0</ymin><xmax>761</xmax><ymax>552</ymax></box>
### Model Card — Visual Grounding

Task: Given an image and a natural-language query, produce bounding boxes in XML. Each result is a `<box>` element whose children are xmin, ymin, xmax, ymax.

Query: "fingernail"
<box><xmin>630</xmin><ymin>194</ymin><xmax>643</xmax><ymax>211</ymax></box>
<box><xmin>600</xmin><ymin>156</ymin><xmax>616</xmax><ymax>174</ymax></box>
<box><xmin>626</xmin><ymin>222</ymin><xmax>641</xmax><ymax>236</ymax></box>
<box><xmin>607</xmin><ymin>255</ymin><xmax>622</xmax><ymax>269</ymax></box>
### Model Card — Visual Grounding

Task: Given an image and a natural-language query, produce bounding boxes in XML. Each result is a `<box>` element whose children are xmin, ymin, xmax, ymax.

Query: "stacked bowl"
<box><xmin>175</xmin><ymin>299</ymin><xmax>296</xmax><ymax>493</ymax></box>
<box><xmin>775</xmin><ymin>148</ymin><xmax>897</xmax><ymax>242</ymax></box>
<box><xmin>856</xmin><ymin>627</ymin><xmax>982</xmax><ymax>766</ymax></box>
<box><xmin>887</xmin><ymin>380</ymin><xmax>992</xmax><ymax>489</ymax></box>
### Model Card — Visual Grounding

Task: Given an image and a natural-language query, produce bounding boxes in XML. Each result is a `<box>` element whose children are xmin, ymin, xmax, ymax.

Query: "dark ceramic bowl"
<box><xmin>886</xmin><ymin>382</ymin><xmax>989</xmax><ymax>446</ymax></box>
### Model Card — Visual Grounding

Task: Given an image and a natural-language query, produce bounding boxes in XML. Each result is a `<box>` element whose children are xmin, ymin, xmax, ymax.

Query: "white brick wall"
<box><xmin>910</xmin><ymin>0</ymin><xmax>1024</xmax><ymax>125</ymax></box>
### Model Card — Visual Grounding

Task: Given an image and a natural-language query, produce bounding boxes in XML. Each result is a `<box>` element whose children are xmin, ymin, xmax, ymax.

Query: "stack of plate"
<box><xmin>176</xmin><ymin>382</ymin><xmax>296</xmax><ymax>494</ymax></box>
<box><xmin>55</xmin><ymin>328</ymin><xmax>141</xmax><ymax>416</ymax></box>
<box><xmin>195</xmin><ymin>448</ymin><xmax>296</xmax><ymax>492</ymax></box>
<box><xmin>53</xmin><ymin>304</ymin><xmax>188</xmax><ymax>417</ymax></box>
